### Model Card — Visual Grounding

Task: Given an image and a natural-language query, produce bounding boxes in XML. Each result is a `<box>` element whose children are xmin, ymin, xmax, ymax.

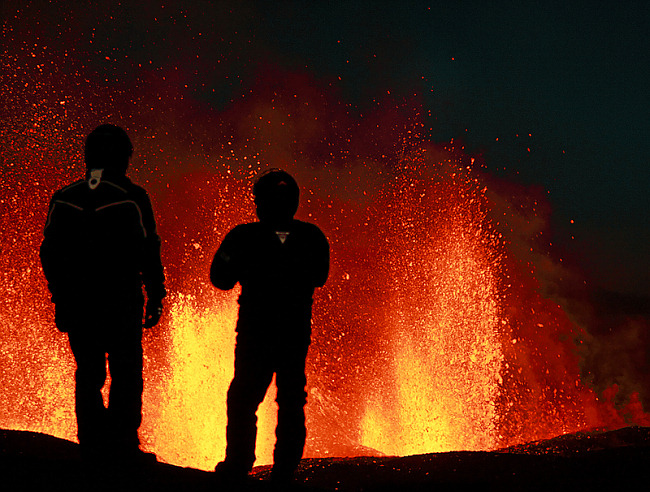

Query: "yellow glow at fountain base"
<box><xmin>146</xmin><ymin>292</ymin><xmax>278</xmax><ymax>470</ymax></box>
<box><xmin>359</xmin><ymin>220</ymin><xmax>503</xmax><ymax>456</ymax></box>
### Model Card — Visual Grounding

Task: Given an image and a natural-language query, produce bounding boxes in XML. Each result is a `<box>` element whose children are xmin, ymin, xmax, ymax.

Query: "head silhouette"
<box><xmin>84</xmin><ymin>124</ymin><xmax>133</xmax><ymax>176</ymax></box>
<box><xmin>253</xmin><ymin>169</ymin><xmax>299</xmax><ymax>227</ymax></box>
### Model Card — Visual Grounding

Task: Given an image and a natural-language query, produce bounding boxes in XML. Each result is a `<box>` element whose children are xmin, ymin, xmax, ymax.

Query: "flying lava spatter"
<box><xmin>1</xmin><ymin>12</ymin><xmax>647</xmax><ymax>471</ymax></box>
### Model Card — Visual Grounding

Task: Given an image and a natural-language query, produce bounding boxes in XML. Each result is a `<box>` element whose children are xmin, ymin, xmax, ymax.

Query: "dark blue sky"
<box><xmin>251</xmin><ymin>1</ymin><xmax>650</xmax><ymax>295</ymax></box>
<box><xmin>2</xmin><ymin>0</ymin><xmax>649</xmax><ymax>295</ymax></box>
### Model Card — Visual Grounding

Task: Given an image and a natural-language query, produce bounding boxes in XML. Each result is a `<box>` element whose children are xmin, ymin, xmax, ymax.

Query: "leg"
<box><xmin>68</xmin><ymin>330</ymin><xmax>108</xmax><ymax>451</ymax></box>
<box><xmin>222</xmin><ymin>336</ymin><xmax>274</xmax><ymax>474</ymax></box>
<box><xmin>273</xmin><ymin>340</ymin><xmax>310</xmax><ymax>478</ymax></box>
<box><xmin>106</xmin><ymin>320</ymin><xmax>143</xmax><ymax>451</ymax></box>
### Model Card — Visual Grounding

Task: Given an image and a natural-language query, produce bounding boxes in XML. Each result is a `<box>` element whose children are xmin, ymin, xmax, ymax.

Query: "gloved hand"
<box><xmin>143</xmin><ymin>299</ymin><xmax>163</xmax><ymax>328</ymax></box>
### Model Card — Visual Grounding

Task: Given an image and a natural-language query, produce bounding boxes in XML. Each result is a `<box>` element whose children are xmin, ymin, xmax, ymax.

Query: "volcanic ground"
<box><xmin>1</xmin><ymin>426</ymin><xmax>649</xmax><ymax>491</ymax></box>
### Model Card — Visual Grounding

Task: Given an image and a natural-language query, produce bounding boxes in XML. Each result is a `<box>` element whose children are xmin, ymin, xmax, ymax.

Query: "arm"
<box><xmin>138</xmin><ymin>191</ymin><xmax>166</xmax><ymax>303</ymax></box>
<box><xmin>210</xmin><ymin>228</ymin><xmax>239</xmax><ymax>291</ymax></box>
<box><xmin>312</xmin><ymin>227</ymin><xmax>330</xmax><ymax>288</ymax></box>
<box><xmin>135</xmin><ymin>190</ymin><xmax>166</xmax><ymax>328</ymax></box>
<box><xmin>40</xmin><ymin>192</ymin><xmax>81</xmax><ymax>303</ymax></box>
<box><xmin>40</xmin><ymin>195</ymin><xmax>61</xmax><ymax>302</ymax></box>
<box><xmin>40</xmin><ymin>192</ymin><xmax>82</xmax><ymax>332</ymax></box>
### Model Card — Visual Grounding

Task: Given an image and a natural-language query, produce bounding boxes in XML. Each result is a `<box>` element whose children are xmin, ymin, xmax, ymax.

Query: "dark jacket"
<box><xmin>40</xmin><ymin>171</ymin><xmax>165</xmax><ymax>309</ymax></box>
<box><xmin>210</xmin><ymin>220</ymin><xmax>329</xmax><ymax>314</ymax></box>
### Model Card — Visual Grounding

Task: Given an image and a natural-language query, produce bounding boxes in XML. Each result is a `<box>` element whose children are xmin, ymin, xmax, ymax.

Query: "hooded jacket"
<box><xmin>40</xmin><ymin>170</ymin><xmax>165</xmax><ymax>309</ymax></box>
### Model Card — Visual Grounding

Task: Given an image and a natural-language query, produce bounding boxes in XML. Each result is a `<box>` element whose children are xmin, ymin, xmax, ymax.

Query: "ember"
<box><xmin>0</xmin><ymin>17</ymin><xmax>647</xmax><ymax>472</ymax></box>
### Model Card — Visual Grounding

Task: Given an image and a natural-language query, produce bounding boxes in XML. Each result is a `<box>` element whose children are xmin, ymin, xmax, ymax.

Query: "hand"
<box><xmin>144</xmin><ymin>299</ymin><xmax>163</xmax><ymax>329</ymax></box>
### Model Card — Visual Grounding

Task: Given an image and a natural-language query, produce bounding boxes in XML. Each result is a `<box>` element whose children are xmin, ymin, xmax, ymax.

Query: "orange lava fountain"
<box><xmin>1</xmin><ymin>23</ymin><xmax>648</xmax><ymax>472</ymax></box>
<box><xmin>355</xmin><ymin>159</ymin><xmax>504</xmax><ymax>455</ymax></box>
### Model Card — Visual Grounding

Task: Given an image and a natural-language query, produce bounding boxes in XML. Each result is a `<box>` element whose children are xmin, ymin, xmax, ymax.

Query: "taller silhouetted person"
<box><xmin>40</xmin><ymin>124</ymin><xmax>166</xmax><ymax>464</ymax></box>
<box><xmin>210</xmin><ymin>169</ymin><xmax>329</xmax><ymax>484</ymax></box>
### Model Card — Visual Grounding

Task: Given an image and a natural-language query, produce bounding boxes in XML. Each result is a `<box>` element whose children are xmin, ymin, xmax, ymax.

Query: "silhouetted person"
<box><xmin>210</xmin><ymin>169</ymin><xmax>329</xmax><ymax>483</ymax></box>
<box><xmin>40</xmin><ymin>124</ymin><xmax>165</xmax><ymax>464</ymax></box>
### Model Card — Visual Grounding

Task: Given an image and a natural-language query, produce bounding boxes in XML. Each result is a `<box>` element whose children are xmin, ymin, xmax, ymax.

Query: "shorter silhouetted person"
<box><xmin>40</xmin><ymin>124</ymin><xmax>165</xmax><ymax>464</ymax></box>
<box><xmin>210</xmin><ymin>169</ymin><xmax>329</xmax><ymax>483</ymax></box>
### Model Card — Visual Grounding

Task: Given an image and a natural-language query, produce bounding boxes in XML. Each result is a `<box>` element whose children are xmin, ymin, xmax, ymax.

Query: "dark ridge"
<box><xmin>1</xmin><ymin>427</ymin><xmax>649</xmax><ymax>491</ymax></box>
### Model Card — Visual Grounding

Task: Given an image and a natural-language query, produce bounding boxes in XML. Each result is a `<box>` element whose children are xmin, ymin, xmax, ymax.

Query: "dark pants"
<box><xmin>224</xmin><ymin>311</ymin><xmax>311</xmax><ymax>474</ymax></box>
<box><xmin>65</xmin><ymin>305</ymin><xmax>144</xmax><ymax>452</ymax></box>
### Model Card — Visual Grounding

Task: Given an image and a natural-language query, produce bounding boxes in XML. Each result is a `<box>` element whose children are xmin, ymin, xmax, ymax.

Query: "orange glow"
<box><xmin>358</xmin><ymin>170</ymin><xmax>503</xmax><ymax>455</ymax></box>
<box><xmin>360</xmin><ymin>238</ymin><xmax>502</xmax><ymax>455</ymax></box>
<box><xmin>1</xmin><ymin>30</ymin><xmax>647</xmax><ymax>471</ymax></box>
<box><xmin>0</xmin><ymin>142</ymin><xmax>641</xmax><ymax>470</ymax></box>
<box><xmin>141</xmin><ymin>292</ymin><xmax>277</xmax><ymax>468</ymax></box>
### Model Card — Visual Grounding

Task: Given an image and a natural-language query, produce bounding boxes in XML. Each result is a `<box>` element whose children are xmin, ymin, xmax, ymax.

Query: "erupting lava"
<box><xmin>1</xmin><ymin>25</ymin><xmax>648</xmax><ymax>471</ymax></box>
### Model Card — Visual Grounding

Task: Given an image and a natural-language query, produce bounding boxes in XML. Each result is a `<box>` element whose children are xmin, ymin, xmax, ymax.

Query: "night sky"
<box><xmin>3</xmin><ymin>0</ymin><xmax>650</xmax><ymax>454</ymax></box>
<box><xmin>1</xmin><ymin>0</ymin><xmax>648</xmax><ymax>297</ymax></box>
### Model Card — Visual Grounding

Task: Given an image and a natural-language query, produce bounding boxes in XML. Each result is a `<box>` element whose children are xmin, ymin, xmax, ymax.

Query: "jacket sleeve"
<box><xmin>312</xmin><ymin>226</ymin><xmax>330</xmax><ymax>288</ymax></box>
<box><xmin>137</xmin><ymin>191</ymin><xmax>166</xmax><ymax>302</ymax></box>
<box><xmin>40</xmin><ymin>195</ymin><xmax>63</xmax><ymax>302</ymax></box>
<box><xmin>210</xmin><ymin>228</ymin><xmax>239</xmax><ymax>291</ymax></box>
